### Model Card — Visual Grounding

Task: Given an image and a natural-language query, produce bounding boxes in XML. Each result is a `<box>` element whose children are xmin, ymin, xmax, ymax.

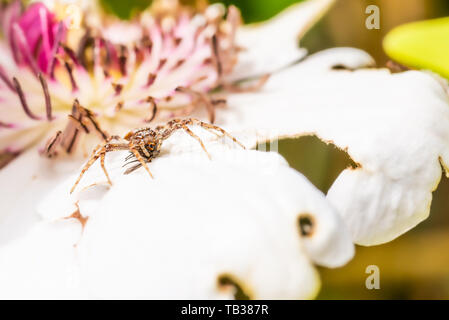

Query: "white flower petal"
<box><xmin>0</xmin><ymin>147</ymin><xmax>84</xmax><ymax>245</ymax></box>
<box><xmin>102</xmin><ymin>22</ymin><xmax>143</xmax><ymax>45</ymax></box>
<box><xmin>0</xmin><ymin>220</ymin><xmax>84</xmax><ymax>299</ymax></box>
<box><xmin>31</xmin><ymin>135</ymin><xmax>353</xmax><ymax>299</ymax></box>
<box><xmin>228</xmin><ymin>0</ymin><xmax>336</xmax><ymax>81</ymax></box>
<box><xmin>221</xmin><ymin>47</ymin><xmax>449</xmax><ymax>246</ymax></box>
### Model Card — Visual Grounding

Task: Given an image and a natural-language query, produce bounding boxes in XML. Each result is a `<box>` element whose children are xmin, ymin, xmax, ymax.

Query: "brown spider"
<box><xmin>70</xmin><ymin>118</ymin><xmax>245</xmax><ymax>193</ymax></box>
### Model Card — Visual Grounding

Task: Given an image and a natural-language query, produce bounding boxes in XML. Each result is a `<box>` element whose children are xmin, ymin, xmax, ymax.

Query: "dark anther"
<box><xmin>68</xmin><ymin>115</ymin><xmax>89</xmax><ymax>134</ymax></box>
<box><xmin>44</xmin><ymin>130</ymin><xmax>62</xmax><ymax>157</ymax></box>
<box><xmin>80</xmin><ymin>105</ymin><xmax>108</xmax><ymax>141</ymax></box>
<box><xmin>147</xmin><ymin>73</ymin><xmax>157</xmax><ymax>87</ymax></box>
<box><xmin>217</xmin><ymin>274</ymin><xmax>251</xmax><ymax>300</ymax></box>
<box><xmin>112</xmin><ymin>83</ymin><xmax>124</xmax><ymax>96</ymax></box>
<box><xmin>77</xmin><ymin>31</ymin><xmax>93</xmax><ymax>68</ymax></box>
<box><xmin>145</xmin><ymin>97</ymin><xmax>158</xmax><ymax>123</ymax></box>
<box><xmin>66</xmin><ymin>127</ymin><xmax>79</xmax><ymax>154</ymax></box>
<box><xmin>173</xmin><ymin>59</ymin><xmax>186</xmax><ymax>69</ymax></box>
<box><xmin>101</xmin><ymin>38</ymin><xmax>112</xmax><ymax>66</ymax></box>
<box><xmin>212</xmin><ymin>99</ymin><xmax>226</xmax><ymax>105</ymax></box>
<box><xmin>119</xmin><ymin>45</ymin><xmax>128</xmax><ymax>76</ymax></box>
<box><xmin>297</xmin><ymin>214</ymin><xmax>315</xmax><ymax>237</ymax></box>
<box><xmin>62</xmin><ymin>44</ymin><xmax>80</xmax><ymax>65</ymax></box>
<box><xmin>174</xmin><ymin>37</ymin><xmax>182</xmax><ymax>46</ymax></box>
<box><xmin>115</xmin><ymin>101</ymin><xmax>124</xmax><ymax>113</ymax></box>
<box><xmin>157</xmin><ymin>58</ymin><xmax>167</xmax><ymax>71</ymax></box>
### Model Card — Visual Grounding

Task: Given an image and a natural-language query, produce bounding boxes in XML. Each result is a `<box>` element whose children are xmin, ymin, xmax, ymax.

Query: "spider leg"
<box><xmin>70</xmin><ymin>142</ymin><xmax>129</xmax><ymax>193</ymax></box>
<box><xmin>129</xmin><ymin>143</ymin><xmax>154</xmax><ymax>178</ymax></box>
<box><xmin>181</xmin><ymin>124</ymin><xmax>211</xmax><ymax>160</ymax></box>
<box><xmin>70</xmin><ymin>144</ymin><xmax>105</xmax><ymax>194</ymax></box>
<box><xmin>203</xmin><ymin>129</ymin><xmax>221</xmax><ymax>138</ymax></box>
<box><xmin>100</xmin><ymin>151</ymin><xmax>113</xmax><ymax>186</ymax></box>
<box><xmin>189</xmin><ymin>118</ymin><xmax>246</xmax><ymax>149</ymax></box>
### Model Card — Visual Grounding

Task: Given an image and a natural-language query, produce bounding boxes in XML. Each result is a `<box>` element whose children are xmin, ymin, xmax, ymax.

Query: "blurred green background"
<box><xmin>100</xmin><ymin>0</ymin><xmax>449</xmax><ymax>299</ymax></box>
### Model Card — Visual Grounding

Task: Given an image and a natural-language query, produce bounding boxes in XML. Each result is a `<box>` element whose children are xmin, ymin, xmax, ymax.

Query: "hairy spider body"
<box><xmin>70</xmin><ymin>118</ymin><xmax>245</xmax><ymax>193</ymax></box>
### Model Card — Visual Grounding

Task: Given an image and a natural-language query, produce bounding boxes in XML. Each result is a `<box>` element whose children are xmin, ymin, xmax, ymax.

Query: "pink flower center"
<box><xmin>3</xmin><ymin>1</ymin><xmax>66</xmax><ymax>75</ymax></box>
<box><xmin>0</xmin><ymin>2</ymin><xmax>268</xmax><ymax>156</ymax></box>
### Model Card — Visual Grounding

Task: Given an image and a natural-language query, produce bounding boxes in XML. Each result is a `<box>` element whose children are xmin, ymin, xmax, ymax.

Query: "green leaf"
<box><xmin>100</xmin><ymin>0</ymin><xmax>307</xmax><ymax>23</ymax></box>
<box><xmin>100</xmin><ymin>0</ymin><xmax>152</xmax><ymax>19</ymax></box>
<box><xmin>213</xmin><ymin>0</ymin><xmax>305</xmax><ymax>23</ymax></box>
<box><xmin>384</xmin><ymin>17</ymin><xmax>449</xmax><ymax>79</ymax></box>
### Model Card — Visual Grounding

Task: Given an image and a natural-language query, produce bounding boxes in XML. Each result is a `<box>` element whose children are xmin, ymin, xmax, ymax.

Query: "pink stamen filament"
<box><xmin>0</xmin><ymin>121</ymin><xmax>16</xmax><ymax>128</ymax></box>
<box><xmin>0</xmin><ymin>65</ymin><xmax>16</xmax><ymax>92</ymax></box>
<box><xmin>48</xmin><ymin>22</ymin><xmax>65</xmax><ymax>77</ymax></box>
<box><xmin>12</xmin><ymin>23</ymin><xmax>40</xmax><ymax>75</ymax></box>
